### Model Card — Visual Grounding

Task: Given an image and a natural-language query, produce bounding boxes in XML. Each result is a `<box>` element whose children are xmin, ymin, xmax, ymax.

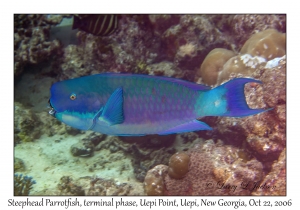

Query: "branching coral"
<box><xmin>14</xmin><ymin>174</ymin><xmax>36</xmax><ymax>196</ymax></box>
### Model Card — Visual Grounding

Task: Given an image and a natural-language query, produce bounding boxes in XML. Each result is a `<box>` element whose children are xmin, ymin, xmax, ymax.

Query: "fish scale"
<box><xmin>49</xmin><ymin>73</ymin><xmax>270</xmax><ymax>136</ymax></box>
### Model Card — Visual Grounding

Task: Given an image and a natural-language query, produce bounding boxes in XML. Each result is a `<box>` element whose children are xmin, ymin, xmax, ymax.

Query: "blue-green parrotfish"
<box><xmin>49</xmin><ymin>73</ymin><xmax>270</xmax><ymax>136</ymax></box>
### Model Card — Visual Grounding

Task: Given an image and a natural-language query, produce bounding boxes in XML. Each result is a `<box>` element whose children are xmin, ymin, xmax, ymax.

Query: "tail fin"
<box><xmin>221</xmin><ymin>78</ymin><xmax>271</xmax><ymax>117</ymax></box>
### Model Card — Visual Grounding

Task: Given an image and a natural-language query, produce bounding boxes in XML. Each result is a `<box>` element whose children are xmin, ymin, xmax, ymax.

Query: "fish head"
<box><xmin>49</xmin><ymin>79</ymin><xmax>103</xmax><ymax>130</ymax></box>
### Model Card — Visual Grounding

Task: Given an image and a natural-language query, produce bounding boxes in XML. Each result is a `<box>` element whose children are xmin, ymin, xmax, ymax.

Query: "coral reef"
<box><xmin>144</xmin><ymin>165</ymin><xmax>168</xmax><ymax>195</ymax></box>
<box><xmin>144</xmin><ymin>140</ymin><xmax>266</xmax><ymax>195</ymax></box>
<box><xmin>254</xmin><ymin>59</ymin><xmax>285</xmax><ymax>148</ymax></box>
<box><xmin>161</xmin><ymin>15</ymin><xmax>234</xmax><ymax>71</ymax></box>
<box><xmin>202</xmin><ymin>56</ymin><xmax>286</xmax><ymax>171</ymax></box>
<box><xmin>56</xmin><ymin>132</ymin><xmax>176</xmax><ymax>183</ymax></box>
<box><xmin>14</xmin><ymin>14</ymin><xmax>63</xmax><ymax>76</ymax></box>
<box><xmin>151</xmin><ymin>14</ymin><xmax>285</xmax><ymax>73</ymax></box>
<box><xmin>39</xmin><ymin>111</ymin><xmax>82</xmax><ymax>137</ymax></box>
<box><xmin>228</xmin><ymin>15</ymin><xmax>286</xmax><ymax>50</ymax></box>
<box><xmin>70</xmin><ymin>132</ymin><xmax>106</xmax><ymax>157</ymax></box>
<box><xmin>86</xmin><ymin>177</ymin><xmax>136</xmax><ymax>196</ymax></box>
<box><xmin>198</xmin><ymin>29</ymin><xmax>285</xmax><ymax>86</ymax></box>
<box><xmin>14</xmin><ymin>102</ymin><xmax>43</xmax><ymax>144</ymax></box>
<box><xmin>243</xmin><ymin>58</ymin><xmax>286</xmax><ymax>159</ymax></box>
<box><xmin>14</xmin><ymin>173</ymin><xmax>36</xmax><ymax>195</ymax></box>
<box><xmin>14</xmin><ymin>157</ymin><xmax>25</xmax><ymax>172</ymax></box>
<box><xmin>148</xmin><ymin>15</ymin><xmax>180</xmax><ymax>35</ymax></box>
<box><xmin>52</xmin><ymin>15</ymin><xmax>285</xmax><ymax>83</ymax></box>
<box><xmin>57</xmin><ymin>15</ymin><xmax>163</xmax><ymax>80</ymax></box>
<box><xmin>14</xmin><ymin>102</ymin><xmax>81</xmax><ymax>145</ymax></box>
<box><xmin>91</xmin><ymin>135</ymin><xmax>176</xmax><ymax>182</ymax></box>
<box><xmin>57</xmin><ymin>175</ymin><xmax>143</xmax><ymax>196</ymax></box>
<box><xmin>252</xmin><ymin>148</ymin><xmax>286</xmax><ymax>195</ymax></box>
<box><xmin>147</xmin><ymin>61</ymin><xmax>186</xmax><ymax>78</ymax></box>
<box><xmin>57</xmin><ymin>176</ymin><xmax>85</xmax><ymax>195</ymax></box>
<box><xmin>70</xmin><ymin>139</ymin><xmax>95</xmax><ymax>157</ymax></box>
<box><xmin>193</xmin><ymin>29</ymin><xmax>286</xmax><ymax>166</ymax></box>
<box><xmin>14</xmin><ymin>14</ymin><xmax>286</xmax><ymax>81</ymax></box>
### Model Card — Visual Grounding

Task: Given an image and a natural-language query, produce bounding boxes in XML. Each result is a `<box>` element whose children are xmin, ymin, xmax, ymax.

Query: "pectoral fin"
<box><xmin>98</xmin><ymin>87</ymin><xmax>124</xmax><ymax>126</ymax></box>
<box><xmin>158</xmin><ymin>120</ymin><xmax>212</xmax><ymax>135</ymax></box>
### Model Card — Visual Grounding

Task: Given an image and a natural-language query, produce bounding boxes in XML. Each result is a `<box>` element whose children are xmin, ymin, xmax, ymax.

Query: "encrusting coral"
<box><xmin>144</xmin><ymin>140</ymin><xmax>265</xmax><ymax>195</ymax></box>
<box><xmin>252</xmin><ymin>148</ymin><xmax>286</xmax><ymax>196</ymax></box>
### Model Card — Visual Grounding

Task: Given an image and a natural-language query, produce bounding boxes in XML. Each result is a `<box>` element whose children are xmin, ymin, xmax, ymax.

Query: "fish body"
<box><xmin>49</xmin><ymin>73</ymin><xmax>268</xmax><ymax>136</ymax></box>
<box><xmin>72</xmin><ymin>14</ymin><xmax>118</xmax><ymax>36</ymax></box>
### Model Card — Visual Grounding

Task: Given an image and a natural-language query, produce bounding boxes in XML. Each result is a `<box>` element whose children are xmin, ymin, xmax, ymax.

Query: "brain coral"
<box><xmin>168</xmin><ymin>152</ymin><xmax>190</xmax><ymax>179</ymax></box>
<box><xmin>198</xmin><ymin>48</ymin><xmax>236</xmax><ymax>86</ymax></box>
<box><xmin>240</xmin><ymin>29</ymin><xmax>286</xmax><ymax>60</ymax></box>
<box><xmin>216</xmin><ymin>54</ymin><xmax>266</xmax><ymax>85</ymax></box>
<box><xmin>162</xmin><ymin>147</ymin><xmax>216</xmax><ymax>195</ymax></box>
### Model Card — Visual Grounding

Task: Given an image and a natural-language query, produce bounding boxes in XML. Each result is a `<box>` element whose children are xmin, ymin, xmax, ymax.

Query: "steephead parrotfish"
<box><xmin>49</xmin><ymin>73</ymin><xmax>270</xmax><ymax>136</ymax></box>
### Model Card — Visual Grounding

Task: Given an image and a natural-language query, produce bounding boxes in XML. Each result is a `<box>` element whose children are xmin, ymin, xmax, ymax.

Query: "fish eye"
<box><xmin>70</xmin><ymin>93</ymin><xmax>77</xmax><ymax>100</ymax></box>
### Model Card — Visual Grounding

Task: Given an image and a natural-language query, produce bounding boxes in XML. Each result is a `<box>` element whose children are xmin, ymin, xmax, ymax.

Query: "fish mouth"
<box><xmin>48</xmin><ymin>99</ymin><xmax>56</xmax><ymax>116</ymax></box>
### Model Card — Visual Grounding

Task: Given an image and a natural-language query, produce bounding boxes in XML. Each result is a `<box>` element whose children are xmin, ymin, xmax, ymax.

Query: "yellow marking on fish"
<box><xmin>104</xmin><ymin>15</ymin><xmax>114</xmax><ymax>35</ymax></box>
<box><xmin>93</xmin><ymin>15</ymin><xmax>101</xmax><ymax>35</ymax></box>
<box><xmin>98</xmin><ymin>15</ymin><xmax>107</xmax><ymax>35</ymax></box>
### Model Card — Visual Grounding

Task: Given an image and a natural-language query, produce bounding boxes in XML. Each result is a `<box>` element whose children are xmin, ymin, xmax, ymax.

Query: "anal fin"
<box><xmin>158</xmin><ymin>120</ymin><xmax>212</xmax><ymax>135</ymax></box>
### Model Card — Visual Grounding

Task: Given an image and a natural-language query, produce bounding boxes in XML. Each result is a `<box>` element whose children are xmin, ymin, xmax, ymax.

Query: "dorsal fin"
<box><xmin>97</xmin><ymin>73</ymin><xmax>212</xmax><ymax>91</ymax></box>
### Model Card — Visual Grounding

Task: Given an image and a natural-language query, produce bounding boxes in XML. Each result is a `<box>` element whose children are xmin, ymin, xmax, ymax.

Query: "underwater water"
<box><xmin>14</xmin><ymin>14</ymin><xmax>286</xmax><ymax>196</ymax></box>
